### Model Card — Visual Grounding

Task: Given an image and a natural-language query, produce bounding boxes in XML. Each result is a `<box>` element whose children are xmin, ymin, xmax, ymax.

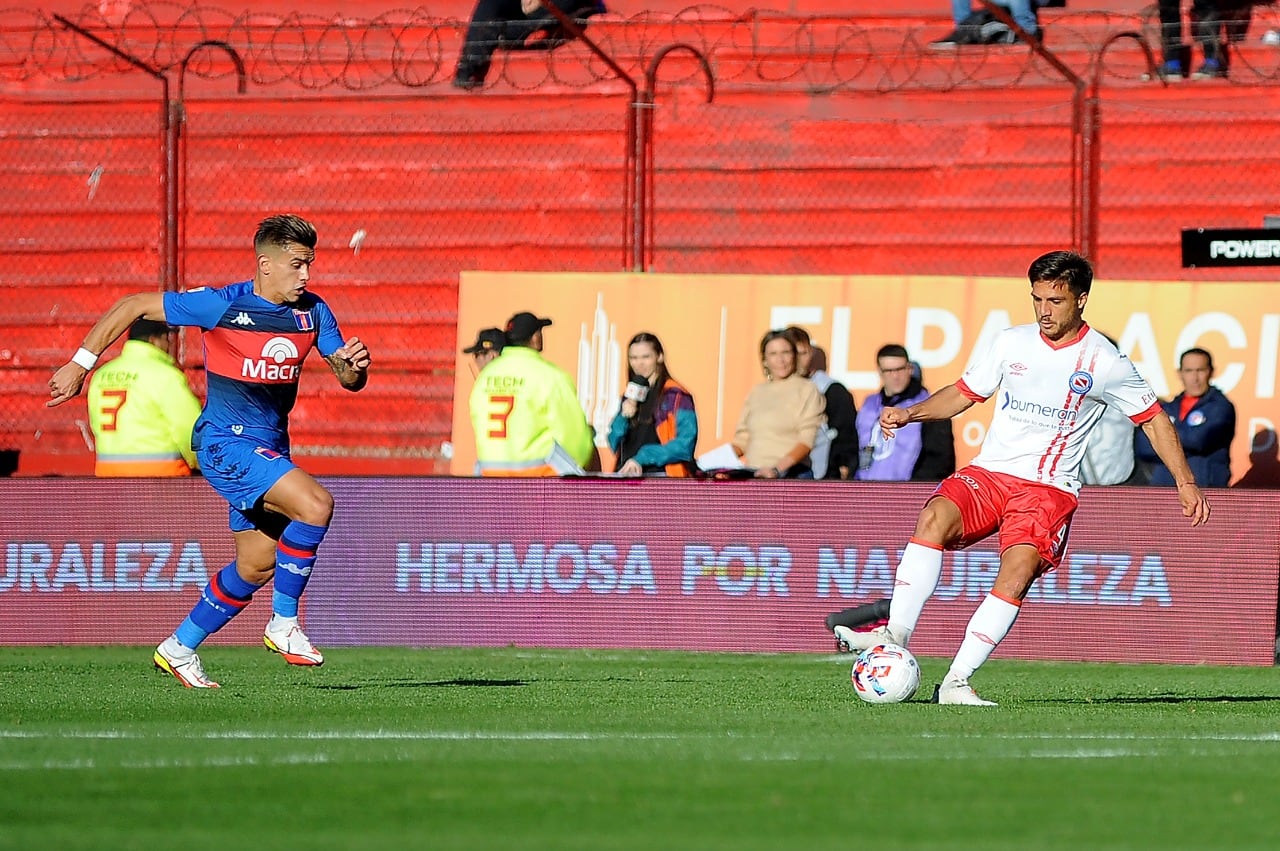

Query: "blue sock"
<box><xmin>273</xmin><ymin>520</ymin><xmax>328</xmax><ymax>618</ymax></box>
<box><xmin>175</xmin><ymin>563</ymin><xmax>262</xmax><ymax>649</ymax></box>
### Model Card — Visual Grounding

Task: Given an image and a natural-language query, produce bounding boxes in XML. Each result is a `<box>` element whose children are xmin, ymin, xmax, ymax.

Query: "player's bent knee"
<box><xmin>243</xmin><ymin>565</ymin><xmax>274</xmax><ymax>586</ymax></box>
<box><xmin>915</xmin><ymin>500</ymin><xmax>962</xmax><ymax>544</ymax></box>
<box><xmin>295</xmin><ymin>487</ymin><xmax>334</xmax><ymax>526</ymax></box>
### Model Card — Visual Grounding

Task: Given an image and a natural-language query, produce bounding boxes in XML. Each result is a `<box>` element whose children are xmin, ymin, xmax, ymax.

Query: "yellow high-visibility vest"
<box><xmin>87</xmin><ymin>340</ymin><xmax>202</xmax><ymax>477</ymax></box>
<box><xmin>469</xmin><ymin>346</ymin><xmax>593</xmax><ymax>476</ymax></box>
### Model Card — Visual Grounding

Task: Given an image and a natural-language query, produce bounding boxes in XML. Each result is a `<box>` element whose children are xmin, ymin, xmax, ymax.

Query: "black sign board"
<box><xmin>1182</xmin><ymin>228</ymin><xmax>1280</xmax><ymax>268</ymax></box>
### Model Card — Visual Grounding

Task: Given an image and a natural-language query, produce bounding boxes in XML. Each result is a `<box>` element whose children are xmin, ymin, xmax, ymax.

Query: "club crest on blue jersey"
<box><xmin>292</xmin><ymin>308</ymin><xmax>314</xmax><ymax>331</ymax></box>
<box><xmin>1068</xmin><ymin>370</ymin><xmax>1094</xmax><ymax>394</ymax></box>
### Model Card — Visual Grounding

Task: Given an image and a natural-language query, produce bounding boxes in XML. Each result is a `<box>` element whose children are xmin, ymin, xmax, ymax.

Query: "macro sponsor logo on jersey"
<box><xmin>242</xmin><ymin>336</ymin><xmax>302</xmax><ymax>382</ymax></box>
<box><xmin>1000</xmin><ymin>391</ymin><xmax>1077</xmax><ymax>426</ymax></box>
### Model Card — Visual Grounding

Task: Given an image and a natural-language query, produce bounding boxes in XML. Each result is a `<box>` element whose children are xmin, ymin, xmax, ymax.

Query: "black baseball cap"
<box><xmin>463</xmin><ymin>327</ymin><xmax>505</xmax><ymax>355</ymax></box>
<box><xmin>505</xmin><ymin>311</ymin><xmax>553</xmax><ymax>343</ymax></box>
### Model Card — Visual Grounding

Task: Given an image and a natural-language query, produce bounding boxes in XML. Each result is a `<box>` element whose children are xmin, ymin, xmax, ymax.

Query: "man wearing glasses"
<box><xmin>853</xmin><ymin>344</ymin><xmax>956</xmax><ymax>482</ymax></box>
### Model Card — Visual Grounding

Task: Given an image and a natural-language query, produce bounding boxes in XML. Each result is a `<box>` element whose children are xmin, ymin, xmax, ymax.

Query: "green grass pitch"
<box><xmin>1</xmin><ymin>646</ymin><xmax>1278</xmax><ymax>850</ymax></box>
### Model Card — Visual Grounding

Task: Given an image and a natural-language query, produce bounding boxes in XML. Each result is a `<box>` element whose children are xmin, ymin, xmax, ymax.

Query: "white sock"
<box><xmin>268</xmin><ymin>614</ymin><xmax>298</xmax><ymax>629</ymax></box>
<box><xmin>885</xmin><ymin>541</ymin><xmax>945</xmax><ymax>644</ymax></box>
<box><xmin>161</xmin><ymin>635</ymin><xmax>193</xmax><ymax>658</ymax></box>
<box><xmin>947</xmin><ymin>593</ymin><xmax>1021</xmax><ymax>682</ymax></box>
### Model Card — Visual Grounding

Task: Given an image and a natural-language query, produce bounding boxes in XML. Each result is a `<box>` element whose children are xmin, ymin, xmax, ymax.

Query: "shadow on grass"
<box><xmin>1038</xmin><ymin>694</ymin><xmax>1280</xmax><ymax>705</ymax></box>
<box><xmin>311</xmin><ymin>678</ymin><xmax>527</xmax><ymax>690</ymax></box>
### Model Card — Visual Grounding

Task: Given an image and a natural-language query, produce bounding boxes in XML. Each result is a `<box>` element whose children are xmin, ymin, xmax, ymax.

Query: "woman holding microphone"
<box><xmin>607</xmin><ymin>332</ymin><xmax>698</xmax><ymax>477</ymax></box>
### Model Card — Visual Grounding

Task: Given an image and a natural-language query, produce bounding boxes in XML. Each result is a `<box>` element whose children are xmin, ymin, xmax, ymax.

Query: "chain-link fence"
<box><xmin>0</xmin><ymin>98</ymin><xmax>164</xmax><ymax>471</ymax></box>
<box><xmin>178</xmin><ymin>95</ymin><xmax>628</xmax><ymax>468</ymax></box>
<box><xmin>647</xmin><ymin>95</ymin><xmax>1077</xmax><ymax>276</ymax></box>
<box><xmin>1096</xmin><ymin>91</ymin><xmax>1280</xmax><ymax>280</ymax></box>
<box><xmin>3</xmin><ymin>2</ymin><xmax>1279</xmax><ymax>474</ymax></box>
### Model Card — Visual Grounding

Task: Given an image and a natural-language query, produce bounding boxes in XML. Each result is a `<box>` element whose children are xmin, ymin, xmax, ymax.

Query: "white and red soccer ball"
<box><xmin>851</xmin><ymin>643</ymin><xmax>921</xmax><ymax>704</ymax></box>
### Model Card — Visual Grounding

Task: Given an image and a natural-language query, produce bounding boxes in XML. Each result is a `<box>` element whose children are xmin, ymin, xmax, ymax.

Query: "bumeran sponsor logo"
<box><xmin>1001</xmin><ymin>392</ymin><xmax>1074</xmax><ymax>422</ymax></box>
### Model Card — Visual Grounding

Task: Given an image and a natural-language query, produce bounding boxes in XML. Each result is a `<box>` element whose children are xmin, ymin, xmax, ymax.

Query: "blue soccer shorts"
<box><xmin>196</xmin><ymin>431</ymin><xmax>297</xmax><ymax>533</ymax></box>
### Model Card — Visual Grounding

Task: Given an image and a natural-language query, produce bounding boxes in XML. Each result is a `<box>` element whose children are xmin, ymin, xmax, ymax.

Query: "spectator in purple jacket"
<box><xmin>854</xmin><ymin>344</ymin><xmax>955</xmax><ymax>482</ymax></box>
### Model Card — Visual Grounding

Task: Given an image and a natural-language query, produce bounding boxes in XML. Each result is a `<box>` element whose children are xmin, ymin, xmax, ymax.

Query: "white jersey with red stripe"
<box><xmin>956</xmin><ymin>323</ymin><xmax>1162</xmax><ymax>496</ymax></box>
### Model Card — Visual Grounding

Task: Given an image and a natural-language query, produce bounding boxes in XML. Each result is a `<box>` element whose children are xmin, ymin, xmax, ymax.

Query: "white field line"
<box><xmin>0</xmin><ymin>730</ymin><xmax>683</xmax><ymax>741</ymax></box>
<box><xmin>0</xmin><ymin>753</ymin><xmax>338</xmax><ymax>771</ymax></box>
<box><xmin>0</xmin><ymin>745</ymin><xmax>1251</xmax><ymax>771</ymax></box>
<box><xmin>2</xmin><ymin>729</ymin><xmax>1279</xmax><ymax>742</ymax></box>
<box><xmin>1</xmin><ymin>728</ymin><xmax>1277</xmax><ymax>771</ymax></box>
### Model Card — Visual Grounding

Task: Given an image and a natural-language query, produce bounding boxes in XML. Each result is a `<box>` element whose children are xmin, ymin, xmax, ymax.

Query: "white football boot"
<box><xmin>833</xmin><ymin>624</ymin><xmax>909</xmax><ymax>654</ymax></box>
<box><xmin>264</xmin><ymin>617</ymin><xmax>325</xmax><ymax>666</ymax></box>
<box><xmin>934</xmin><ymin>674</ymin><xmax>997</xmax><ymax>706</ymax></box>
<box><xmin>154</xmin><ymin>640</ymin><xmax>220</xmax><ymax>688</ymax></box>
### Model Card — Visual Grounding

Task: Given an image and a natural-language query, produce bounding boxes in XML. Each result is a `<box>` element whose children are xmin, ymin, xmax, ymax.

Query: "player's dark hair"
<box><xmin>876</xmin><ymin>343</ymin><xmax>909</xmax><ymax>361</ymax></box>
<box><xmin>1180</xmin><ymin>347</ymin><xmax>1214</xmax><ymax>370</ymax></box>
<box><xmin>254</xmin><ymin>214</ymin><xmax>317</xmax><ymax>252</ymax></box>
<box><xmin>128</xmin><ymin>318</ymin><xmax>170</xmax><ymax>341</ymax></box>
<box><xmin>1027</xmin><ymin>250</ymin><xmax>1093</xmax><ymax>295</ymax></box>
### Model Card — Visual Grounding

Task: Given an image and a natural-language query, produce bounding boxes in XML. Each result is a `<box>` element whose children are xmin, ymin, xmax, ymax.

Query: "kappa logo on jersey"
<box><xmin>292</xmin><ymin>309</ymin><xmax>314</xmax><ymax>331</ymax></box>
<box><xmin>1068</xmin><ymin>370</ymin><xmax>1094</xmax><ymax>394</ymax></box>
<box><xmin>254</xmin><ymin>446</ymin><xmax>283</xmax><ymax>460</ymax></box>
<box><xmin>230</xmin><ymin>312</ymin><xmax>255</xmax><ymax>326</ymax></box>
<box><xmin>242</xmin><ymin>336</ymin><xmax>301</xmax><ymax>382</ymax></box>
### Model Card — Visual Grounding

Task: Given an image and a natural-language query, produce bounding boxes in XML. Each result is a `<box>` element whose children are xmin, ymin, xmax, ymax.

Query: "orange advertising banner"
<box><xmin>451</xmin><ymin>272</ymin><xmax>1279</xmax><ymax>484</ymax></box>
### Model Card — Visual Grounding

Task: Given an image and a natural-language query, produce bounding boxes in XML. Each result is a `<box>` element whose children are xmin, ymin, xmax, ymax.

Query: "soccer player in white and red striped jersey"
<box><xmin>836</xmin><ymin>250</ymin><xmax>1211</xmax><ymax>705</ymax></box>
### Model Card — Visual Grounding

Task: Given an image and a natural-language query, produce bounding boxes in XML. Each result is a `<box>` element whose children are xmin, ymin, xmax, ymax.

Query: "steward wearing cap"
<box><xmin>87</xmin><ymin>319</ymin><xmax>202</xmax><ymax>476</ymax></box>
<box><xmin>469</xmin><ymin>311</ymin><xmax>593</xmax><ymax>476</ymax></box>
<box><xmin>462</xmin><ymin>327</ymin><xmax>505</xmax><ymax>372</ymax></box>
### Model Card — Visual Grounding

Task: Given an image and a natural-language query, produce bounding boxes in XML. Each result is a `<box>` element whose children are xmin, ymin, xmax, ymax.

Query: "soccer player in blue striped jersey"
<box><xmin>48</xmin><ymin>214</ymin><xmax>372</xmax><ymax>688</ymax></box>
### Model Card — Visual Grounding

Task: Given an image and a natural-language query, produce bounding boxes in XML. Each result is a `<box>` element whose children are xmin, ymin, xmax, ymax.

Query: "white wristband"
<box><xmin>71</xmin><ymin>347</ymin><xmax>98</xmax><ymax>370</ymax></box>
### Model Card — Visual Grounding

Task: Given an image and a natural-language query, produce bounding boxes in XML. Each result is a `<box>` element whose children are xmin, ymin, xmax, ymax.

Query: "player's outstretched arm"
<box><xmin>1140</xmin><ymin>414</ymin><xmax>1211</xmax><ymax>526</ymax></box>
<box><xmin>326</xmin><ymin>336</ymin><xmax>371</xmax><ymax>392</ymax></box>
<box><xmin>880</xmin><ymin>384</ymin><xmax>973</xmax><ymax>439</ymax></box>
<box><xmin>47</xmin><ymin>292</ymin><xmax>167</xmax><ymax>408</ymax></box>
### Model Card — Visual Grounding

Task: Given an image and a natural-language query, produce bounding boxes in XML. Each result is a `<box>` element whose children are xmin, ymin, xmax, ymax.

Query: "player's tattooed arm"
<box><xmin>327</xmin><ymin>336</ymin><xmax>370</xmax><ymax>391</ymax></box>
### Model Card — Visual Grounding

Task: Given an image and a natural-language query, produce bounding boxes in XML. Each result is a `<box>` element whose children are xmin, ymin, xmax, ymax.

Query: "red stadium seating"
<box><xmin>6</xmin><ymin>1</ymin><xmax>1279</xmax><ymax>474</ymax></box>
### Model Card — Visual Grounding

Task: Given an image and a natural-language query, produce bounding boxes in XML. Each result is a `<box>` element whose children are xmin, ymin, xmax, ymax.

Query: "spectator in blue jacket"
<box><xmin>1134</xmin><ymin>347</ymin><xmax>1236</xmax><ymax>487</ymax></box>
